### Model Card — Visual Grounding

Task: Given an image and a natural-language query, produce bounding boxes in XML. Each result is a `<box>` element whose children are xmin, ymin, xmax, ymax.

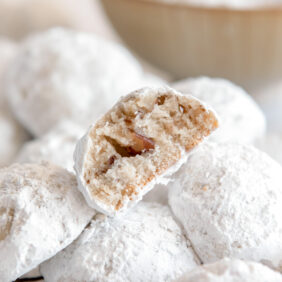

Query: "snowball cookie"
<box><xmin>0</xmin><ymin>0</ymin><xmax>99</xmax><ymax>40</ymax></box>
<box><xmin>176</xmin><ymin>258</ymin><xmax>282</xmax><ymax>282</ymax></box>
<box><xmin>0</xmin><ymin>108</ymin><xmax>30</xmax><ymax>167</ymax></box>
<box><xmin>41</xmin><ymin>202</ymin><xmax>200</xmax><ymax>282</ymax></box>
<box><xmin>172</xmin><ymin>77</ymin><xmax>266</xmax><ymax>143</ymax></box>
<box><xmin>0</xmin><ymin>163</ymin><xmax>95</xmax><ymax>281</ymax></box>
<box><xmin>17</xmin><ymin>121</ymin><xmax>84</xmax><ymax>172</ymax></box>
<box><xmin>255</xmin><ymin>133</ymin><xmax>282</xmax><ymax>166</ymax></box>
<box><xmin>4</xmin><ymin>28</ymin><xmax>144</xmax><ymax>136</ymax></box>
<box><xmin>169</xmin><ymin>142</ymin><xmax>282</xmax><ymax>271</ymax></box>
<box><xmin>74</xmin><ymin>87</ymin><xmax>219</xmax><ymax>215</ymax></box>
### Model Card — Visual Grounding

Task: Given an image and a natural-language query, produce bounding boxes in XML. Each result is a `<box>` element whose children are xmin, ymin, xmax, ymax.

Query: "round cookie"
<box><xmin>4</xmin><ymin>28</ymin><xmax>144</xmax><ymax>136</ymax></box>
<box><xmin>0</xmin><ymin>163</ymin><xmax>95</xmax><ymax>281</ymax></box>
<box><xmin>172</xmin><ymin>77</ymin><xmax>266</xmax><ymax>144</ymax></box>
<box><xmin>176</xmin><ymin>258</ymin><xmax>282</xmax><ymax>282</ymax></box>
<box><xmin>17</xmin><ymin>121</ymin><xmax>84</xmax><ymax>172</ymax></box>
<box><xmin>255</xmin><ymin>133</ymin><xmax>282</xmax><ymax>166</ymax></box>
<box><xmin>169</xmin><ymin>142</ymin><xmax>282</xmax><ymax>271</ymax></box>
<box><xmin>40</xmin><ymin>202</ymin><xmax>199</xmax><ymax>282</ymax></box>
<box><xmin>74</xmin><ymin>87</ymin><xmax>218</xmax><ymax>215</ymax></box>
<box><xmin>0</xmin><ymin>0</ymin><xmax>98</xmax><ymax>40</ymax></box>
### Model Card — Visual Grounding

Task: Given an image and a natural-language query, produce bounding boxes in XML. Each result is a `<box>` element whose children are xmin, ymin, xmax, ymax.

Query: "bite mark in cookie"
<box><xmin>74</xmin><ymin>87</ymin><xmax>219</xmax><ymax>215</ymax></box>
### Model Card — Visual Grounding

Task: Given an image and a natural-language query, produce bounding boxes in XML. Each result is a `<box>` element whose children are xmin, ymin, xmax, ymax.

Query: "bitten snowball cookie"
<box><xmin>17</xmin><ymin>121</ymin><xmax>84</xmax><ymax>172</ymax></box>
<box><xmin>4</xmin><ymin>28</ymin><xmax>144</xmax><ymax>136</ymax></box>
<box><xmin>0</xmin><ymin>163</ymin><xmax>95</xmax><ymax>282</ymax></box>
<box><xmin>172</xmin><ymin>77</ymin><xmax>266</xmax><ymax>143</ymax></box>
<box><xmin>169</xmin><ymin>142</ymin><xmax>282</xmax><ymax>271</ymax></box>
<box><xmin>74</xmin><ymin>87</ymin><xmax>218</xmax><ymax>215</ymax></box>
<box><xmin>41</xmin><ymin>202</ymin><xmax>199</xmax><ymax>282</ymax></box>
<box><xmin>176</xmin><ymin>258</ymin><xmax>282</xmax><ymax>282</ymax></box>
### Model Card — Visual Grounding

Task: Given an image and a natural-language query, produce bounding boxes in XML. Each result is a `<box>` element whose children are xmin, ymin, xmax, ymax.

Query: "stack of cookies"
<box><xmin>0</xmin><ymin>28</ymin><xmax>281</xmax><ymax>282</ymax></box>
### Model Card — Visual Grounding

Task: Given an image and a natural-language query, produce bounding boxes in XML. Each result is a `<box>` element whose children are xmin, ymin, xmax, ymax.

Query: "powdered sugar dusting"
<box><xmin>41</xmin><ymin>202</ymin><xmax>199</xmax><ymax>282</ymax></box>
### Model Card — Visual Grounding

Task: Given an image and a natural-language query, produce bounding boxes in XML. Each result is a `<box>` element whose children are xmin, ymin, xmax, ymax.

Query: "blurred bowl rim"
<box><xmin>113</xmin><ymin>0</ymin><xmax>282</xmax><ymax>13</ymax></box>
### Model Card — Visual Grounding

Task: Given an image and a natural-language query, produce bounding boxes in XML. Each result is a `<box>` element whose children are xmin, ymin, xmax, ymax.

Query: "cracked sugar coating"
<box><xmin>74</xmin><ymin>87</ymin><xmax>219</xmax><ymax>215</ymax></box>
<box><xmin>41</xmin><ymin>202</ymin><xmax>199</xmax><ymax>282</ymax></box>
<box><xmin>172</xmin><ymin>77</ymin><xmax>266</xmax><ymax>144</ymax></box>
<box><xmin>0</xmin><ymin>163</ymin><xmax>95</xmax><ymax>282</ymax></box>
<box><xmin>176</xmin><ymin>258</ymin><xmax>282</xmax><ymax>282</ymax></box>
<box><xmin>17</xmin><ymin>120</ymin><xmax>84</xmax><ymax>172</ymax></box>
<box><xmin>4</xmin><ymin>28</ymin><xmax>144</xmax><ymax>136</ymax></box>
<box><xmin>169</xmin><ymin>142</ymin><xmax>282</xmax><ymax>271</ymax></box>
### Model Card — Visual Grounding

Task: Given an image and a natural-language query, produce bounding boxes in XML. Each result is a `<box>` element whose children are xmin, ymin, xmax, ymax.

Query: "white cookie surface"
<box><xmin>169</xmin><ymin>142</ymin><xmax>282</xmax><ymax>271</ymax></box>
<box><xmin>255</xmin><ymin>133</ymin><xmax>282</xmax><ymax>166</ymax></box>
<box><xmin>4</xmin><ymin>28</ymin><xmax>144</xmax><ymax>136</ymax></box>
<box><xmin>176</xmin><ymin>258</ymin><xmax>282</xmax><ymax>282</ymax></box>
<box><xmin>0</xmin><ymin>0</ymin><xmax>99</xmax><ymax>39</ymax></box>
<box><xmin>41</xmin><ymin>202</ymin><xmax>199</xmax><ymax>282</ymax></box>
<box><xmin>173</xmin><ymin>77</ymin><xmax>266</xmax><ymax>144</ymax></box>
<box><xmin>17</xmin><ymin>120</ymin><xmax>84</xmax><ymax>172</ymax></box>
<box><xmin>0</xmin><ymin>163</ymin><xmax>95</xmax><ymax>281</ymax></box>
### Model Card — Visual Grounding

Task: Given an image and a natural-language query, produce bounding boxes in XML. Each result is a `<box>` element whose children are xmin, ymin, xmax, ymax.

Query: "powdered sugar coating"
<box><xmin>74</xmin><ymin>86</ymin><xmax>218</xmax><ymax>215</ymax></box>
<box><xmin>173</xmin><ymin>77</ymin><xmax>266</xmax><ymax>144</ymax></box>
<box><xmin>0</xmin><ymin>163</ymin><xmax>95</xmax><ymax>281</ymax></box>
<box><xmin>255</xmin><ymin>133</ymin><xmax>282</xmax><ymax>166</ymax></box>
<box><xmin>169</xmin><ymin>142</ymin><xmax>282</xmax><ymax>271</ymax></box>
<box><xmin>17</xmin><ymin>120</ymin><xmax>84</xmax><ymax>172</ymax></box>
<box><xmin>0</xmin><ymin>109</ymin><xmax>30</xmax><ymax>167</ymax></box>
<box><xmin>41</xmin><ymin>202</ymin><xmax>199</xmax><ymax>282</ymax></box>
<box><xmin>176</xmin><ymin>258</ymin><xmax>282</xmax><ymax>282</ymax></box>
<box><xmin>4</xmin><ymin>28</ymin><xmax>144</xmax><ymax>136</ymax></box>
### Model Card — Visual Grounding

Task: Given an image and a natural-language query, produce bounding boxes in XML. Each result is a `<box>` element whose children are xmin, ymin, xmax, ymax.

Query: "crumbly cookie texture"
<box><xmin>175</xmin><ymin>258</ymin><xmax>282</xmax><ymax>282</ymax></box>
<box><xmin>173</xmin><ymin>77</ymin><xmax>266</xmax><ymax>144</ymax></box>
<box><xmin>169</xmin><ymin>142</ymin><xmax>282</xmax><ymax>271</ymax></box>
<box><xmin>4</xmin><ymin>28</ymin><xmax>144</xmax><ymax>136</ymax></box>
<box><xmin>17</xmin><ymin>120</ymin><xmax>84</xmax><ymax>172</ymax></box>
<box><xmin>255</xmin><ymin>133</ymin><xmax>282</xmax><ymax>166</ymax></box>
<box><xmin>41</xmin><ymin>202</ymin><xmax>200</xmax><ymax>282</ymax></box>
<box><xmin>74</xmin><ymin>87</ymin><xmax>219</xmax><ymax>215</ymax></box>
<box><xmin>0</xmin><ymin>163</ymin><xmax>95</xmax><ymax>282</ymax></box>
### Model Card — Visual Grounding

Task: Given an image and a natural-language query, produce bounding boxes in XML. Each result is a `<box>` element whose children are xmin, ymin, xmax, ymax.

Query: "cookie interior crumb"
<box><xmin>81</xmin><ymin>88</ymin><xmax>218</xmax><ymax>212</ymax></box>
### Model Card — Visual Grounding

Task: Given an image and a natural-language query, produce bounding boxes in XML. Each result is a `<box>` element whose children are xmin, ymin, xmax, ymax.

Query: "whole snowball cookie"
<box><xmin>169</xmin><ymin>142</ymin><xmax>282</xmax><ymax>271</ymax></box>
<box><xmin>40</xmin><ymin>202</ymin><xmax>199</xmax><ymax>282</ymax></box>
<box><xmin>0</xmin><ymin>163</ymin><xmax>95</xmax><ymax>282</ymax></box>
<box><xmin>176</xmin><ymin>258</ymin><xmax>282</xmax><ymax>282</ymax></box>
<box><xmin>255</xmin><ymin>133</ymin><xmax>282</xmax><ymax>166</ymax></box>
<box><xmin>17</xmin><ymin>120</ymin><xmax>84</xmax><ymax>172</ymax></box>
<box><xmin>0</xmin><ymin>0</ymin><xmax>99</xmax><ymax>40</ymax></box>
<box><xmin>4</xmin><ymin>28</ymin><xmax>145</xmax><ymax>136</ymax></box>
<box><xmin>172</xmin><ymin>77</ymin><xmax>266</xmax><ymax>144</ymax></box>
